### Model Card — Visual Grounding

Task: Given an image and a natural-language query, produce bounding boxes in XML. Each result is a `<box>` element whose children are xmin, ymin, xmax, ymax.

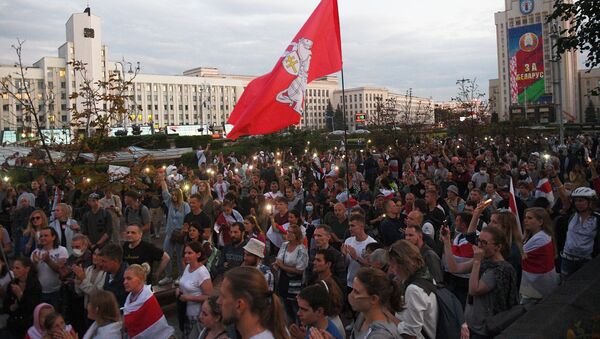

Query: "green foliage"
<box><xmin>549</xmin><ymin>0</ymin><xmax>600</xmax><ymax>95</ymax></box>
<box><xmin>584</xmin><ymin>101</ymin><xmax>597</xmax><ymax>123</ymax></box>
<box><xmin>173</xmin><ymin>135</ymin><xmax>212</xmax><ymax>148</ymax></box>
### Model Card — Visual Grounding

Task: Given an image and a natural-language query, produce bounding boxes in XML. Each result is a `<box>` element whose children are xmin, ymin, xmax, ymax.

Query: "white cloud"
<box><xmin>0</xmin><ymin>0</ymin><xmax>508</xmax><ymax>100</ymax></box>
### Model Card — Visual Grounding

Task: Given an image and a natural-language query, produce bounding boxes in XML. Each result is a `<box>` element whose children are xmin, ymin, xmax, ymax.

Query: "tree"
<box><xmin>584</xmin><ymin>99</ymin><xmax>597</xmax><ymax>123</ymax></box>
<box><xmin>325</xmin><ymin>101</ymin><xmax>334</xmax><ymax>131</ymax></box>
<box><xmin>451</xmin><ymin>78</ymin><xmax>489</xmax><ymax>148</ymax></box>
<box><xmin>548</xmin><ymin>0</ymin><xmax>600</xmax><ymax>95</ymax></box>
<box><xmin>333</xmin><ymin>104</ymin><xmax>345</xmax><ymax>131</ymax></box>
<box><xmin>395</xmin><ymin>89</ymin><xmax>432</xmax><ymax>146</ymax></box>
<box><xmin>367</xmin><ymin>95</ymin><xmax>397</xmax><ymax>130</ymax></box>
<box><xmin>0</xmin><ymin>40</ymin><xmax>147</xmax><ymax>190</ymax></box>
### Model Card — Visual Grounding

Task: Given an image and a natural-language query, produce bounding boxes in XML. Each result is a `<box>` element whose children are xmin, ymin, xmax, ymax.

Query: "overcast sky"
<box><xmin>0</xmin><ymin>0</ymin><xmax>509</xmax><ymax>101</ymax></box>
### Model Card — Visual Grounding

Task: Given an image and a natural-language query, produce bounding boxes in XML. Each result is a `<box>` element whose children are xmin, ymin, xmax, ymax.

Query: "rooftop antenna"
<box><xmin>84</xmin><ymin>1</ymin><xmax>91</xmax><ymax>16</ymax></box>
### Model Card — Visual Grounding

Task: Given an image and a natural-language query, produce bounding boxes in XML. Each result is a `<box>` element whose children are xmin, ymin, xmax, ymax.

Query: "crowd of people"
<box><xmin>0</xmin><ymin>132</ymin><xmax>599</xmax><ymax>339</ymax></box>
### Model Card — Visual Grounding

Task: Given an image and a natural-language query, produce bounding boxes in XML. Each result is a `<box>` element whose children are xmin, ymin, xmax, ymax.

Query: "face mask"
<box><xmin>72</xmin><ymin>249</ymin><xmax>83</xmax><ymax>257</ymax></box>
<box><xmin>305</xmin><ymin>205</ymin><xmax>314</xmax><ymax>213</ymax></box>
<box><xmin>480</xmin><ymin>170</ymin><xmax>486</xmax><ymax>174</ymax></box>
<box><xmin>520</xmin><ymin>171</ymin><xmax>526</xmax><ymax>176</ymax></box>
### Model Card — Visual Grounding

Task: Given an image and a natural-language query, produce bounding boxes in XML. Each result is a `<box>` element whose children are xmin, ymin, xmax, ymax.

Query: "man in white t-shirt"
<box><xmin>196</xmin><ymin>144</ymin><xmax>210</xmax><ymax>168</ymax></box>
<box><xmin>31</xmin><ymin>226</ymin><xmax>68</xmax><ymax>308</ymax></box>
<box><xmin>342</xmin><ymin>214</ymin><xmax>377</xmax><ymax>289</ymax></box>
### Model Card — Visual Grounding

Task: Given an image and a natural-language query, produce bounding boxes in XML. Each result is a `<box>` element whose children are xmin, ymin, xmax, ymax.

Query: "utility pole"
<box><xmin>550</xmin><ymin>20</ymin><xmax>565</xmax><ymax>148</ymax></box>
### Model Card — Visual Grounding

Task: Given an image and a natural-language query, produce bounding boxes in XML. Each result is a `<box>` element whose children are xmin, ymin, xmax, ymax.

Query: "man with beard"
<box><xmin>242</xmin><ymin>238</ymin><xmax>273</xmax><ymax>291</ymax></box>
<box><xmin>217</xmin><ymin>222</ymin><xmax>246</xmax><ymax>275</ymax></box>
<box><xmin>239</xmin><ymin>186</ymin><xmax>263</xmax><ymax>216</ymax></box>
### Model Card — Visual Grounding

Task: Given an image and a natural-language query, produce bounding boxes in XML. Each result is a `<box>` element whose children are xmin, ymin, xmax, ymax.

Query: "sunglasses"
<box><xmin>30</xmin><ymin>216</ymin><xmax>42</xmax><ymax>221</ymax></box>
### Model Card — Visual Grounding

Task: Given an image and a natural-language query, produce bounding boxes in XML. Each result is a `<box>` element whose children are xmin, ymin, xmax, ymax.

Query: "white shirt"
<box><xmin>179</xmin><ymin>264</ymin><xmax>211</xmax><ymax>317</ymax></box>
<box><xmin>344</xmin><ymin>235</ymin><xmax>377</xmax><ymax>287</ymax></box>
<box><xmin>396</xmin><ymin>284</ymin><xmax>438</xmax><ymax>339</ymax></box>
<box><xmin>267</xmin><ymin>223</ymin><xmax>306</xmax><ymax>249</ymax></box>
<box><xmin>31</xmin><ymin>246</ymin><xmax>68</xmax><ymax>293</ymax></box>
<box><xmin>249</xmin><ymin>330</ymin><xmax>275</xmax><ymax>339</ymax></box>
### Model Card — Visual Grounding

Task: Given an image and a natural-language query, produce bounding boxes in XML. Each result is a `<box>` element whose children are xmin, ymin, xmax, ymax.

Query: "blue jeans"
<box><xmin>560</xmin><ymin>256</ymin><xmax>589</xmax><ymax>279</ymax></box>
<box><xmin>163</xmin><ymin>234</ymin><xmax>183</xmax><ymax>277</ymax></box>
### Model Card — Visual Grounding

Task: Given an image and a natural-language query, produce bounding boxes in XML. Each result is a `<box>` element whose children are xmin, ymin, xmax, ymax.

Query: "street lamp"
<box><xmin>114</xmin><ymin>57</ymin><xmax>140</xmax><ymax>134</ymax></box>
<box><xmin>550</xmin><ymin>22</ymin><xmax>565</xmax><ymax>148</ymax></box>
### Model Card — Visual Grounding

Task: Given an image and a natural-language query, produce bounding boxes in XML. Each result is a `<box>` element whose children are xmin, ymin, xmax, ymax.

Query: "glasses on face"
<box><xmin>126</xmin><ymin>231</ymin><xmax>138</xmax><ymax>234</ymax></box>
<box><xmin>477</xmin><ymin>239</ymin><xmax>495</xmax><ymax>246</ymax></box>
<box><xmin>31</xmin><ymin>216</ymin><xmax>42</xmax><ymax>221</ymax></box>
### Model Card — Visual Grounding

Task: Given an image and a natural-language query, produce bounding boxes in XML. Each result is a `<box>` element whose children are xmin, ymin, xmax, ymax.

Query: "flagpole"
<box><xmin>341</xmin><ymin>68</ymin><xmax>350</xmax><ymax>199</ymax></box>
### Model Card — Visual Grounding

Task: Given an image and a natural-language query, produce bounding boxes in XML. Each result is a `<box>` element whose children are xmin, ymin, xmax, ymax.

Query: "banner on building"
<box><xmin>508</xmin><ymin>23</ymin><xmax>548</xmax><ymax>105</ymax></box>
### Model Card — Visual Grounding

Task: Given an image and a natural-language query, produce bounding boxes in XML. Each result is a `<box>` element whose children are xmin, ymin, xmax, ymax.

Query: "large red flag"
<box><xmin>226</xmin><ymin>0</ymin><xmax>342</xmax><ymax>140</ymax></box>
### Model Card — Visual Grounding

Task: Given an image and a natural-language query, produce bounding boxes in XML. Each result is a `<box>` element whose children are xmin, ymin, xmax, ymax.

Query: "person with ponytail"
<box><xmin>122</xmin><ymin>263</ymin><xmax>175</xmax><ymax>338</ymax></box>
<box><xmin>218</xmin><ymin>266</ymin><xmax>289</xmax><ymax>339</ymax></box>
<box><xmin>347</xmin><ymin>267</ymin><xmax>402</xmax><ymax>339</ymax></box>
<box><xmin>243</xmin><ymin>215</ymin><xmax>266</xmax><ymax>243</ymax></box>
<box><xmin>388</xmin><ymin>240</ymin><xmax>438</xmax><ymax>339</ymax></box>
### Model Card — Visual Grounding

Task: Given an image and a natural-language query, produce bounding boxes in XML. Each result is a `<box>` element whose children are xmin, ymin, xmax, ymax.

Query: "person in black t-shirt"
<box><xmin>122</xmin><ymin>224</ymin><xmax>170</xmax><ymax>284</ymax></box>
<box><xmin>184</xmin><ymin>194</ymin><xmax>212</xmax><ymax>231</ymax></box>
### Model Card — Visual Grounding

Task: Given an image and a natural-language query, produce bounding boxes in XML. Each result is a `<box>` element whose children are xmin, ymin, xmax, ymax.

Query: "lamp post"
<box><xmin>114</xmin><ymin>57</ymin><xmax>140</xmax><ymax>135</ymax></box>
<box><xmin>550</xmin><ymin>21</ymin><xmax>565</xmax><ymax>148</ymax></box>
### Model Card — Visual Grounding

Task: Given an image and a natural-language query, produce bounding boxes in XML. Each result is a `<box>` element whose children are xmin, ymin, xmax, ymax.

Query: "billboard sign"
<box><xmin>508</xmin><ymin>23</ymin><xmax>548</xmax><ymax>105</ymax></box>
<box><xmin>355</xmin><ymin>113</ymin><xmax>366</xmax><ymax>122</ymax></box>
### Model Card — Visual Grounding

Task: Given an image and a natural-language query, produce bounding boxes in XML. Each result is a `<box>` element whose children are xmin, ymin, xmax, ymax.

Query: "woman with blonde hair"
<box><xmin>22</xmin><ymin>209</ymin><xmax>48</xmax><ymax>255</ymax></box>
<box><xmin>197</xmin><ymin>180</ymin><xmax>215</xmax><ymax>222</ymax></box>
<box><xmin>274</xmin><ymin>223</ymin><xmax>308</xmax><ymax>324</ymax></box>
<box><xmin>123</xmin><ymin>263</ymin><xmax>175</xmax><ymax>338</ymax></box>
<box><xmin>159</xmin><ymin>174</ymin><xmax>191</xmax><ymax>286</ymax></box>
<box><xmin>83</xmin><ymin>290</ymin><xmax>122</xmax><ymax>339</ymax></box>
<box><xmin>520</xmin><ymin>207</ymin><xmax>559</xmax><ymax>304</ymax></box>
<box><xmin>49</xmin><ymin>203</ymin><xmax>80</xmax><ymax>254</ymax></box>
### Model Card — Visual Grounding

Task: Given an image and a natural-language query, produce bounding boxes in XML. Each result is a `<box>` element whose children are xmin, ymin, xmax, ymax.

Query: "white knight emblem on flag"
<box><xmin>276</xmin><ymin>38</ymin><xmax>313</xmax><ymax>115</ymax></box>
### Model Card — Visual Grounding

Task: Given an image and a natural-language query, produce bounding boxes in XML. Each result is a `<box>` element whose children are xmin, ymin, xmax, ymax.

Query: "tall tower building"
<box><xmin>493</xmin><ymin>0</ymin><xmax>579</xmax><ymax>123</ymax></box>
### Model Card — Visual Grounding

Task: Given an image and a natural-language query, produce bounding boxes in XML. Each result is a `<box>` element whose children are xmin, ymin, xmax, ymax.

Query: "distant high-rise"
<box><xmin>493</xmin><ymin>0</ymin><xmax>579</xmax><ymax>123</ymax></box>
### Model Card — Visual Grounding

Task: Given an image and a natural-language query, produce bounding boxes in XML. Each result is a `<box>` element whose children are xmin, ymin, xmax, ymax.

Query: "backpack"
<box><xmin>410</xmin><ymin>277</ymin><xmax>464</xmax><ymax>339</ymax></box>
<box><xmin>125</xmin><ymin>205</ymin><xmax>144</xmax><ymax>225</ymax></box>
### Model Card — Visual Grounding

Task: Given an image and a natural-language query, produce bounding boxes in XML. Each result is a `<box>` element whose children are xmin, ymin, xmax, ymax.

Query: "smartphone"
<box><xmin>441</xmin><ymin>227</ymin><xmax>449</xmax><ymax>237</ymax></box>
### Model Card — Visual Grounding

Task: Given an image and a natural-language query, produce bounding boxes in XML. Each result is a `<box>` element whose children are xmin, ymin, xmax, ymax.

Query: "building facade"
<box><xmin>578</xmin><ymin>68</ymin><xmax>600</xmax><ymax>123</ymax></box>
<box><xmin>493</xmin><ymin>0</ymin><xmax>579</xmax><ymax>123</ymax></box>
<box><xmin>1</xmin><ymin>8</ymin><xmax>438</xmax><ymax>140</ymax></box>
<box><xmin>0</xmin><ymin>9</ymin><xmax>338</xmax><ymax>138</ymax></box>
<box><xmin>331</xmin><ymin>87</ymin><xmax>434</xmax><ymax>130</ymax></box>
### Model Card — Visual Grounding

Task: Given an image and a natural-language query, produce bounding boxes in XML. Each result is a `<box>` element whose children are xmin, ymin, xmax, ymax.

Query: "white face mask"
<box><xmin>480</xmin><ymin>170</ymin><xmax>487</xmax><ymax>174</ymax></box>
<box><xmin>305</xmin><ymin>205</ymin><xmax>314</xmax><ymax>213</ymax></box>
<box><xmin>520</xmin><ymin>171</ymin><xmax>527</xmax><ymax>176</ymax></box>
<box><xmin>72</xmin><ymin>249</ymin><xmax>83</xmax><ymax>257</ymax></box>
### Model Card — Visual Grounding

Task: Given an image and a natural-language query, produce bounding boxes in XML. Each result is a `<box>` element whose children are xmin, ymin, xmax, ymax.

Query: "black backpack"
<box><xmin>410</xmin><ymin>277</ymin><xmax>464</xmax><ymax>339</ymax></box>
